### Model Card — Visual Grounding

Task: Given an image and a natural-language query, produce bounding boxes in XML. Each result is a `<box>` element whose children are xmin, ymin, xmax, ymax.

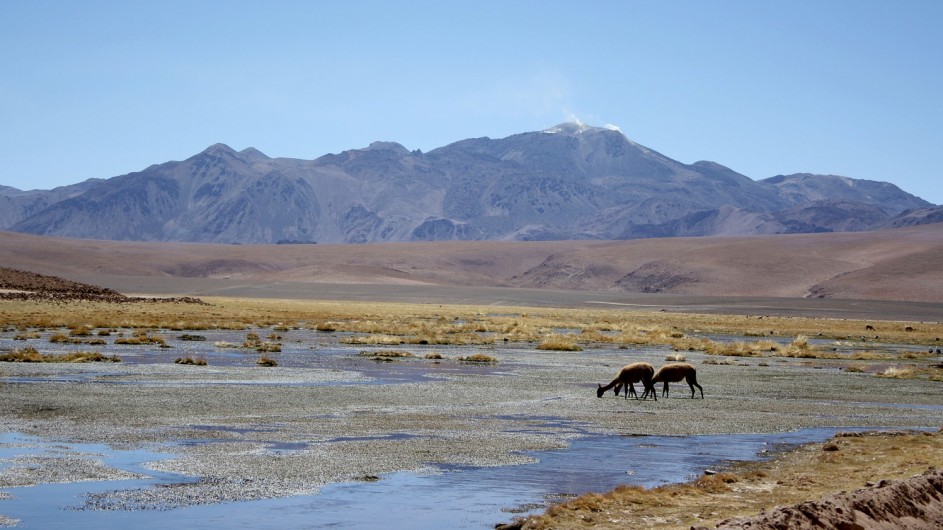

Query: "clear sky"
<box><xmin>2</xmin><ymin>1</ymin><xmax>941</xmax><ymax>204</ymax></box>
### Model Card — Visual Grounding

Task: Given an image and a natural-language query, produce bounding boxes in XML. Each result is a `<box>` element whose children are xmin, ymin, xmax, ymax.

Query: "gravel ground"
<box><xmin>0</xmin><ymin>344</ymin><xmax>941</xmax><ymax>515</ymax></box>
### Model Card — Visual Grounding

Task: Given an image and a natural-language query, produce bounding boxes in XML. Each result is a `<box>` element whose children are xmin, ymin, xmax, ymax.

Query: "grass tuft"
<box><xmin>878</xmin><ymin>366</ymin><xmax>914</xmax><ymax>378</ymax></box>
<box><xmin>536</xmin><ymin>334</ymin><xmax>583</xmax><ymax>351</ymax></box>
<box><xmin>256</xmin><ymin>355</ymin><xmax>278</xmax><ymax>367</ymax></box>
<box><xmin>175</xmin><ymin>356</ymin><xmax>207</xmax><ymax>366</ymax></box>
<box><xmin>458</xmin><ymin>353</ymin><xmax>498</xmax><ymax>363</ymax></box>
<box><xmin>0</xmin><ymin>347</ymin><xmax>120</xmax><ymax>363</ymax></box>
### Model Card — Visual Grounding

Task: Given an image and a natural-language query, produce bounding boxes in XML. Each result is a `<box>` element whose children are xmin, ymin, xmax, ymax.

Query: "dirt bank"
<box><xmin>511</xmin><ymin>430</ymin><xmax>943</xmax><ymax>530</ymax></box>
<box><xmin>712</xmin><ymin>466</ymin><xmax>943</xmax><ymax>529</ymax></box>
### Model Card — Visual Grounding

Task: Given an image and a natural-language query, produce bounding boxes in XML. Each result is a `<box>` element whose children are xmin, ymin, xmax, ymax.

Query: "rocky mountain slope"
<box><xmin>1</xmin><ymin>123</ymin><xmax>936</xmax><ymax>244</ymax></box>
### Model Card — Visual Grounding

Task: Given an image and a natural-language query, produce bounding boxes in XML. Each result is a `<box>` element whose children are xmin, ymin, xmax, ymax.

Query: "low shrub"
<box><xmin>256</xmin><ymin>356</ymin><xmax>278</xmax><ymax>367</ymax></box>
<box><xmin>175</xmin><ymin>356</ymin><xmax>207</xmax><ymax>366</ymax></box>
<box><xmin>342</xmin><ymin>334</ymin><xmax>406</xmax><ymax>345</ymax></box>
<box><xmin>359</xmin><ymin>350</ymin><xmax>414</xmax><ymax>360</ymax></box>
<box><xmin>458</xmin><ymin>353</ymin><xmax>498</xmax><ymax>363</ymax></box>
<box><xmin>536</xmin><ymin>335</ymin><xmax>583</xmax><ymax>351</ymax></box>
<box><xmin>115</xmin><ymin>334</ymin><xmax>167</xmax><ymax>346</ymax></box>
<box><xmin>69</xmin><ymin>325</ymin><xmax>94</xmax><ymax>337</ymax></box>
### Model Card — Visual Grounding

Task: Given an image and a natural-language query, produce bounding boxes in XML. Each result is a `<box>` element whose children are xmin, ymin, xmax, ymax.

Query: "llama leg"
<box><xmin>644</xmin><ymin>381</ymin><xmax>657</xmax><ymax>401</ymax></box>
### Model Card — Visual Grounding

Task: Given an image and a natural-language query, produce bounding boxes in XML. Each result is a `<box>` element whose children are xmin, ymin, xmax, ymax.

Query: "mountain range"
<box><xmin>1</xmin><ymin>122</ymin><xmax>938</xmax><ymax>244</ymax></box>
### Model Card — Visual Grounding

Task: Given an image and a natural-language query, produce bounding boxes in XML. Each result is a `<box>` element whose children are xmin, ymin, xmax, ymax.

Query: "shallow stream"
<box><xmin>0</xmin><ymin>427</ymin><xmax>866</xmax><ymax>529</ymax></box>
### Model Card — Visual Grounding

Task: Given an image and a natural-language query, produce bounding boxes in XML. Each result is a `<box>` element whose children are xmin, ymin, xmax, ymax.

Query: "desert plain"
<box><xmin>0</xmin><ymin>225</ymin><xmax>941</xmax><ymax>529</ymax></box>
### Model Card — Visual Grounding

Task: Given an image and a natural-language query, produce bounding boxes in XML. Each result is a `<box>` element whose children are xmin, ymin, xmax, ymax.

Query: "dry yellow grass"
<box><xmin>1</xmin><ymin>296</ymin><xmax>939</xmax><ymax>346</ymax></box>
<box><xmin>358</xmin><ymin>350</ymin><xmax>414</xmax><ymax>359</ymax></box>
<box><xmin>0</xmin><ymin>347</ymin><xmax>120</xmax><ymax>363</ymax></box>
<box><xmin>458</xmin><ymin>353</ymin><xmax>498</xmax><ymax>363</ymax></box>
<box><xmin>536</xmin><ymin>334</ymin><xmax>583</xmax><ymax>351</ymax></box>
<box><xmin>0</xmin><ymin>297</ymin><xmax>939</xmax><ymax>379</ymax></box>
<box><xmin>514</xmin><ymin>429</ymin><xmax>943</xmax><ymax>530</ymax></box>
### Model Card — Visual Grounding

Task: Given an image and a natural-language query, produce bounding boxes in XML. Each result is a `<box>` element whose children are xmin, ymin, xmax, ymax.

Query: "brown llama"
<box><xmin>596</xmin><ymin>362</ymin><xmax>656</xmax><ymax>401</ymax></box>
<box><xmin>652</xmin><ymin>362</ymin><xmax>703</xmax><ymax>399</ymax></box>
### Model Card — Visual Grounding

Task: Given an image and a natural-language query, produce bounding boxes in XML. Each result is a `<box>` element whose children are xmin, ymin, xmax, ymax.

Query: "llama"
<box><xmin>652</xmin><ymin>362</ymin><xmax>703</xmax><ymax>399</ymax></box>
<box><xmin>597</xmin><ymin>362</ymin><xmax>656</xmax><ymax>400</ymax></box>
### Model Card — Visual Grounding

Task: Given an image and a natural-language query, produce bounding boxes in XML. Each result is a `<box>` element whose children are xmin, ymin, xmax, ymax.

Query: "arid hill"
<box><xmin>0</xmin><ymin>223</ymin><xmax>941</xmax><ymax>305</ymax></box>
<box><xmin>0</xmin><ymin>267</ymin><xmax>125</xmax><ymax>299</ymax></box>
<box><xmin>0</xmin><ymin>267</ymin><xmax>202</xmax><ymax>304</ymax></box>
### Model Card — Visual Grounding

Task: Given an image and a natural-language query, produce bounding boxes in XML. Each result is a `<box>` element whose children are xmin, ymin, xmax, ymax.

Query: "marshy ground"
<box><xmin>0</xmin><ymin>296</ymin><xmax>940</xmax><ymax>528</ymax></box>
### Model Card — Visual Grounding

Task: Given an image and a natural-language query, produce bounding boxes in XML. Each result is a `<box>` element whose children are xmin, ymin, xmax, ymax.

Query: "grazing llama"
<box><xmin>597</xmin><ymin>362</ymin><xmax>657</xmax><ymax>400</ymax></box>
<box><xmin>652</xmin><ymin>362</ymin><xmax>703</xmax><ymax>399</ymax></box>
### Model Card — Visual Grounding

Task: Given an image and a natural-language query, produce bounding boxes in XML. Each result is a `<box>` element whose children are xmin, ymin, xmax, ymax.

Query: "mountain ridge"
<box><xmin>0</xmin><ymin>123</ymin><xmax>936</xmax><ymax>244</ymax></box>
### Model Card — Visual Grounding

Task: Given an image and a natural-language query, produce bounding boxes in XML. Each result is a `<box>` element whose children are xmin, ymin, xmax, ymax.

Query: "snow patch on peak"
<box><xmin>543</xmin><ymin>121</ymin><xmax>621</xmax><ymax>135</ymax></box>
<box><xmin>544</xmin><ymin>121</ymin><xmax>590</xmax><ymax>134</ymax></box>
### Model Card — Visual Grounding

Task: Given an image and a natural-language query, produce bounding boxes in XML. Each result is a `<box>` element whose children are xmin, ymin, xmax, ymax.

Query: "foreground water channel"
<box><xmin>0</xmin><ymin>428</ymin><xmax>870</xmax><ymax>530</ymax></box>
<box><xmin>0</xmin><ymin>326</ymin><xmax>941</xmax><ymax>528</ymax></box>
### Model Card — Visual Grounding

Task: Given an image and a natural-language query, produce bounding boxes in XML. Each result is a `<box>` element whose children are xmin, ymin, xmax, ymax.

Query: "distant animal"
<box><xmin>597</xmin><ymin>362</ymin><xmax>656</xmax><ymax>401</ymax></box>
<box><xmin>865</xmin><ymin>325</ymin><xmax>875</xmax><ymax>331</ymax></box>
<box><xmin>652</xmin><ymin>362</ymin><xmax>704</xmax><ymax>399</ymax></box>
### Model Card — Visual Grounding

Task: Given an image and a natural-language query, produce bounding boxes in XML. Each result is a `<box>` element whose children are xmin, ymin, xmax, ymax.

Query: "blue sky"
<box><xmin>2</xmin><ymin>1</ymin><xmax>941</xmax><ymax>204</ymax></box>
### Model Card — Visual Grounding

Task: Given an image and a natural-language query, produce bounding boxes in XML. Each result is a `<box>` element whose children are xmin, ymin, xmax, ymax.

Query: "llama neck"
<box><xmin>600</xmin><ymin>379</ymin><xmax>619</xmax><ymax>392</ymax></box>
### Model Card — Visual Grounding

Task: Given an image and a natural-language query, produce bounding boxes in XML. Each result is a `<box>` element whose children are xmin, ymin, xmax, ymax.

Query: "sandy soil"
<box><xmin>1</xmin><ymin>224</ymin><xmax>942</xmax><ymax>303</ymax></box>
